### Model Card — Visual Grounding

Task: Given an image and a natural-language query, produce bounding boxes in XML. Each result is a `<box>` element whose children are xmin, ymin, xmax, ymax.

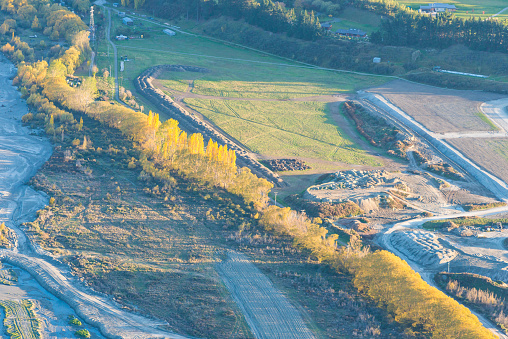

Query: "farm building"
<box><xmin>335</xmin><ymin>28</ymin><xmax>367</xmax><ymax>38</ymax></box>
<box><xmin>419</xmin><ymin>3</ymin><xmax>456</xmax><ymax>13</ymax></box>
<box><xmin>163</xmin><ymin>29</ymin><xmax>176</xmax><ymax>36</ymax></box>
<box><xmin>122</xmin><ymin>17</ymin><xmax>133</xmax><ymax>25</ymax></box>
<box><xmin>321</xmin><ymin>22</ymin><xmax>332</xmax><ymax>30</ymax></box>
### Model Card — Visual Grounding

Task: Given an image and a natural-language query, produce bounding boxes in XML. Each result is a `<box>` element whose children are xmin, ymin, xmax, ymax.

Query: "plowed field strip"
<box><xmin>216</xmin><ymin>251</ymin><xmax>315</xmax><ymax>339</ymax></box>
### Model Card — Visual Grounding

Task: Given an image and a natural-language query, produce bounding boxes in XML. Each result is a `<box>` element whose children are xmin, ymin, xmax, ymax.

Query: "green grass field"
<box><xmin>319</xmin><ymin>7</ymin><xmax>382</xmax><ymax>34</ymax></box>
<box><xmin>94</xmin><ymin>13</ymin><xmax>387</xmax><ymax>170</ymax></box>
<box><xmin>396</xmin><ymin>0</ymin><xmax>508</xmax><ymax>19</ymax></box>
<box><xmin>166</xmin><ymin>70</ymin><xmax>380</xmax><ymax>99</ymax></box>
<box><xmin>184</xmin><ymin>99</ymin><xmax>377</xmax><ymax>167</ymax></box>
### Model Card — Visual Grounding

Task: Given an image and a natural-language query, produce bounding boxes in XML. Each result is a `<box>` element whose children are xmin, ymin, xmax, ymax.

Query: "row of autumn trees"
<box><xmin>2</xmin><ymin>1</ymin><xmax>500</xmax><ymax>337</ymax></box>
<box><xmin>259</xmin><ymin>206</ymin><xmax>497</xmax><ymax>338</ymax></box>
<box><xmin>0</xmin><ymin>0</ymin><xmax>88</xmax><ymax>42</ymax></box>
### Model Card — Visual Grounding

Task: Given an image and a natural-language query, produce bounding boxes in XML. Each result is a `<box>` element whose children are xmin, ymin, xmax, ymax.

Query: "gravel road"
<box><xmin>217</xmin><ymin>251</ymin><xmax>315</xmax><ymax>339</ymax></box>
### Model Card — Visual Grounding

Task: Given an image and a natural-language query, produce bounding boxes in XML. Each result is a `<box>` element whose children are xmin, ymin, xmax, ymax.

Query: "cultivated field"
<box><xmin>447</xmin><ymin>137</ymin><xmax>508</xmax><ymax>183</ymax></box>
<box><xmin>367</xmin><ymin>79</ymin><xmax>504</xmax><ymax>133</ymax></box>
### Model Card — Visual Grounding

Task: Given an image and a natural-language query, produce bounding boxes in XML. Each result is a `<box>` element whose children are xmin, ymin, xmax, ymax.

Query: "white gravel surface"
<box><xmin>363</xmin><ymin>89</ymin><xmax>508</xmax><ymax>338</ymax></box>
<box><xmin>390</xmin><ymin>230</ymin><xmax>458</xmax><ymax>266</ymax></box>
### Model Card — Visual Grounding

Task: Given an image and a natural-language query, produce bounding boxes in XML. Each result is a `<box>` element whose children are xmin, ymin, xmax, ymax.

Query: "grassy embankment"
<box><xmin>423</xmin><ymin>217</ymin><xmax>508</xmax><ymax>229</ymax></box>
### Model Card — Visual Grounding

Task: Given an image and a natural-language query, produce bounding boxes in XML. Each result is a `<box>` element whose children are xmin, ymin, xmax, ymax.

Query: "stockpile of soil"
<box><xmin>265</xmin><ymin>159</ymin><xmax>310</xmax><ymax>171</ymax></box>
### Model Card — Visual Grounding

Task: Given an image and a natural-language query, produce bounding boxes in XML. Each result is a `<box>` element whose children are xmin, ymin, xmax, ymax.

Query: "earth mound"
<box><xmin>265</xmin><ymin>159</ymin><xmax>310</xmax><ymax>171</ymax></box>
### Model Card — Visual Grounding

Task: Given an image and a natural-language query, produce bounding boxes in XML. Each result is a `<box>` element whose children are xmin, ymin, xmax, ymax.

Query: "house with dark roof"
<box><xmin>335</xmin><ymin>28</ymin><xmax>367</xmax><ymax>38</ymax></box>
<box><xmin>419</xmin><ymin>3</ymin><xmax>457</xmax><ymax>13</ymax></box>
<box><xmin>321</xmin><ymin>22</ymin><xmax>333</xmax><ymax>30</ymax></box>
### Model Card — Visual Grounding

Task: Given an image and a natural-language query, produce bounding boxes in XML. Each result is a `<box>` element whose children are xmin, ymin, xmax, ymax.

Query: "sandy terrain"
<box><xmin>361</xmin><ymin>86</ymin><xmax>508</xmax><ymax>337</ymax></box>
<box><xmin>0</xmin><ymin>264</ymin><xmax>105</xmax><ymax>338</ymax></box>
<box><xmin>360</xmin><ymin>92</ymin><xmax>508</xmax><ymax>201</ymax></box>
<box><xmin>379</xmin><ymin>205</ymin><xmax>508</xmax><ymax>339</ymax></box>
<box><xmin>367</xmin><ymin>79</ymin><xmax>505</xmax><ymax>133</ymax></box>
<box><xmin>305</xmin><ymin>168</ymin><xmax>495</xmax><ymax>217</ymax></box>
<box><xmin>391</xmin><ymin>230</ymin><xmax>458</xmax><ymax>266</ymax></box>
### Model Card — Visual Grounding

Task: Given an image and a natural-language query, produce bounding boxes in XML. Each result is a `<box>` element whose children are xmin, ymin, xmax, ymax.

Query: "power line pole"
<box><xmin>89</xmin><ymin>6</ymin><xmax>95</xmax><ymax>41</ymax></box>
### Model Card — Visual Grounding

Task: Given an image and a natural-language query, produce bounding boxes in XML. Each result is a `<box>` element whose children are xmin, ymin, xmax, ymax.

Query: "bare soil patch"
<box><xmin>367</xmin><ymin>79</ymin><xmax>505</xmax><ymax>133</ymax></box>
<box><xmin>447</xmin><ymin>137</ymin><xmax>508</xmax><ymax>184</ymax></box>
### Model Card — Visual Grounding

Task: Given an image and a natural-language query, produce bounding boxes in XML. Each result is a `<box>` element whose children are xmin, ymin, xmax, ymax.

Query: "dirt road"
<box><xmin>360</xmin><ymin>92</ymin><xmax>508</xmax><ymax>201</ymax></box>
<box><xmin>216</xmin><ymin>251</ymin><xmax>315</xmax><ymax>339</ymax></box>
<box><xmin>379</xmin><ymin>206</ymin><xmax>508</xmax><ymax>339</ymax></box>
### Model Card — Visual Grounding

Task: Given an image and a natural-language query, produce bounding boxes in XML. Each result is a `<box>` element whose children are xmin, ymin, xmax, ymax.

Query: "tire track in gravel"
<box><xmin>216</xmin><ymin>251</ymin><xmax>315</xmax><ymax>339</ymax></box>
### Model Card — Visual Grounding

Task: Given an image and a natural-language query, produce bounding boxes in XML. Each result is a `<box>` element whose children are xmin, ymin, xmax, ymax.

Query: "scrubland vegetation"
<box><xmin>424</xmin><ymin>217</ymin><xmax>508</xmax><ymax>229</ymax></box>
<box><xmin>0</xmin><ymin>300</ymin><xmax>41</xmax><ymax>339</ymax></box>
<box><xmin>437</xmin><ymin>272</ymin><xmax>508</xmax><ymax>333</ymax></box>
<box><xmin>342</xmin><ymin>101</ymin><xmax>409</xmax><ymax>158</ymax></box>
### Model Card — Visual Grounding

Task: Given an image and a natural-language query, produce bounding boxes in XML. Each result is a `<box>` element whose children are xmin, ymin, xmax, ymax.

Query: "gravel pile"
<box><xmin>391</xmin><ymin>230</ymin><xmax>458</xmax><ymax>266</ymax></box>
<box><xmin>310</xmin><ymin>170</ymin><xmax>391</xmax><ymax>191</ymax></box>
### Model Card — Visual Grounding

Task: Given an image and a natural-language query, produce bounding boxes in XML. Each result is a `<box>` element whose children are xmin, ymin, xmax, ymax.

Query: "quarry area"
<box><xmin>313</xmin><ymin>80</ymin><xmax>508</xmax><ymax>310</ymax></box>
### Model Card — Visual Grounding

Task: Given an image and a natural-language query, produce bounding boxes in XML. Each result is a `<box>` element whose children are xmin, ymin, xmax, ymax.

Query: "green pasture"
<box><xmin>184</xmin><ymin>99</ymin><xmax>378</xmax><ymax>168</ymax></box>
<box><xmin>99</xmin><ymin>12</ymin><xmax>387</xmax><ymax>94</ymax></box>
<box><xmin>178</xmin><ymin>71</ymin><xmax>380</xmax><ymax>99</ymax></box>
<box><xmin>396</xmin><ymin>0</ymin><xmax>508</xmax><ymax>19</ymax></box>
<box><xmin>321</xmin><ymin>7</ymin><xmax>382</xmax><ymax>34</ymax></box>
<box><xmin>94</xmin><ymin>13</ymin><xmax>387</xmax><ymax>169</ymax></box>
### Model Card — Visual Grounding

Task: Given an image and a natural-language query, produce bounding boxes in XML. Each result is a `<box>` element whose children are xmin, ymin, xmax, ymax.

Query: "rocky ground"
<box><xmin>265</xmin><ymin>159</ymin><xmax>310</xmax><ymax>172</ymax></box>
